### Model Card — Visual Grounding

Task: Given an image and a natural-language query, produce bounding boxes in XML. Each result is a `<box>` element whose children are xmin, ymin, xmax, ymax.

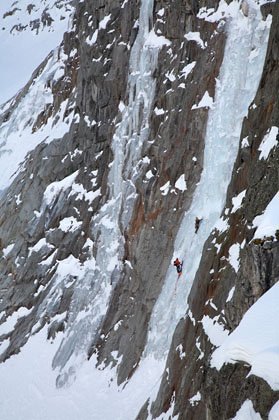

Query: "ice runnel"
<box><xmin>145</xmin><ymin>1</ymin><xmax>272</xmax><ymax>358</ymax></box>
<box><xmin>51</xmin><ymin>0</ymin><xmax>169</xmax><ymax>382</ymax></box>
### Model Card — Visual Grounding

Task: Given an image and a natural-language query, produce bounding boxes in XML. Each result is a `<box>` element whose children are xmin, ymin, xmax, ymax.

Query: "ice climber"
<box><xmin>173</xmin><ymin>258</ymin><xmax>183</xmax><ymax>276</ymax></box>
<box><xmin>195</xmin><ymin>217</ymin><xmax>202</xmax><ymax>233</ymax></box>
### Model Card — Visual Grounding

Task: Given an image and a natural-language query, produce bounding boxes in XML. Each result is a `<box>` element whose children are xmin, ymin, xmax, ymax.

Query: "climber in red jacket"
<box><xmin>173</xmin><ymin>258</ymin><xmax>183</xmax><ymax>276</ymax></box>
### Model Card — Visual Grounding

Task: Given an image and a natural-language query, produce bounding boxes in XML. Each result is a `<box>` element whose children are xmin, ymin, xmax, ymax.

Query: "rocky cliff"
<box><xmin>142</xmin><ymin>2</ymin><xmax>279</xmax><ymax>419</ymax></box>
<box><xmin>0</xmin><ymin>0</ymin><xmax>278</xmax><ymax>419</ymax></box>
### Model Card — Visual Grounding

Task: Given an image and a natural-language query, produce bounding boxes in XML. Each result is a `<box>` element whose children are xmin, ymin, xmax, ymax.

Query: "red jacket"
<box><xmin>173</xmin><ymin>258</ymin><xmax>181</xmax><ymax>266</ymax></box>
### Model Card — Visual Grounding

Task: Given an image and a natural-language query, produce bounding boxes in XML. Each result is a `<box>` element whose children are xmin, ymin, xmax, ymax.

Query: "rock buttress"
<box><xmin>146</xmin><ymin>3</ymin><xmax>279</xmax><ymax>419</ymax></box>
<box><xmin>0</xmin><ymin>0</ymin><xmax>137</xmax><ymax>363</ymax></box>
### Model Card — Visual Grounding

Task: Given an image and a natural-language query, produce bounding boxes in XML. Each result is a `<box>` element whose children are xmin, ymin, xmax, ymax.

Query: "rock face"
<box><xmin>146</xmin><ymin>2</ymin><xmax>279</xmax><ymax>419</ymax></box>
<box><xmin>0</xmin><ymin>0</ymin><xmax>278</xmax><ymax>418</ymax></box>
<box><xmin>0</xmin><ymin>0</ymin><xmax>225</xmax><ymax>376</ymax></box>
<box><xmin>93</xmin><ymin>0</ymin><xmax>227</xmax><ymax>384</ymax></box>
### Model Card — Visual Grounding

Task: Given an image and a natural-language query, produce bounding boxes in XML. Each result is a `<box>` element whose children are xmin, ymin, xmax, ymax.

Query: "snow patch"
<box><xmin>160</xmin><ymin>181</ymin><xmax>171</xmax><ymax>196</ymax></box>
<box><xmin>258</xmin><ymin>126</ymin><xmax>278</xmax><ymax>160</ymax></box>
<box><xmin>2</xmin><ymin>243</ymin><xmax>15</xmax><ymax>257</ymax></box>
<box><xmin>180</xmin><ymin>61</ymin><xmax>196</xmax><ymax>79</ymax></box>
<box><xmin>86</xmin><ymin>29</ymin><xmax>98</xmax><ymax>46</ymax></box>
<box><xmin>185</xmin><ymin>31</ymin><xmax>206</xmax><ymax>49</ymax></box>
<box><xmin>241</xmin><ymin>136</ymin><xmax>249</xmax><ymax>148</ymax></box>
<box><xmin>196</xmin><ymin>338</ymin><xmax>204</xmax><ymax>360</ymax></box>
<box><xmin>176</xmin><ymin>344</ymin><xmax>186</xmax><ymax>359</ymax></box>
<box><xmin>55</xmin><ymin>254</ymin><xmax>84</xmax><ymax>279</ymax></box>
<box><xmin>214</xmin><ymin>217</ymin><xmax>228</xmax><ymax>233</ymax></box>
<box><xmin>146</xmin><ymin>170</ymin><xmax>154</xmax><ymax>180</ymax></box>
<box><xmin>228</xmin><ymin>243</ymin><xmax>240</xmax><ymax>273</ymax></box>
<box><xmin>175</xmin><ymin>174</ymin><xmax>187</xmax><ymax>191</ymax></box>
<box><xmin>232</xmin><ymin>400</ymin><xmax>261</xmax><ymax>420</ymax></box>
<box><xmin>201</xmin><ymin>315</ymin><xmax>229</xmax><ymax>347</ymax></box>
<box><xmin>144</xmin><ymin>29</ymin><xmax>171</xmax><ymax>48</ymax></box>
<box><xmin>43</xmin><ymin>171</ymin><xmax>79</xmax><ymax>206</ymax></box>
<box><xmin>231</xmin><ymin>190</ymin><xmax>246</xmax><ymax>213</ymax></box>
<box><xmin>188</xmin><ymin>310</ymin><xmax>196</xmax><ymax>326</ymax></box>
<box><xmin>59</xmin><ymin>217</ymin><xmax>82</xmax><ymax>233</ymax></box>
<box><xmin>28</xmin><ymin>238</ymin><xmax>54</xmax><ymax>256</ymax></box>
<box><xmin>165</xmin><ymin>70</ymin><xmax>176</xmax><ymax>82</ymax></box>
<box><xmin>0</xmin><ymin>307</ymin><xmax>32</xmax><ymax>336</ymax></box>
<box><xmin>253</xmin><ymin>192</ymin><xmax>279</xmax><ymax>239</ymax></box>
<box><xmin>99</xmin><ymin>14</ymin><xmax>111</xmax><ymax>30</ymax></box>
<box><xmin>192</xmin><ymin>91</ymin><xmax>214</xmax><ymax>110</ymax></box>
<box><xmin>189</xmin><ymin>391</ymin><xmax>201</xmax><ymax>406</ymax></box>
<box><xmin>226</xmin><ymin>286</ymin><xmax>236</xmax><ymax>303</ymax></box>
<box><xmin>154</xmin><ymin>107</ymin><xmax>165</xmax><ymax>115</ymax></box>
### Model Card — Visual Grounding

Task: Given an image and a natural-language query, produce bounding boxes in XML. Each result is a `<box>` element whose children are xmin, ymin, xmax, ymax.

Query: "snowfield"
<box><xmin>0</xmin><ymin>327</ymin><xmax>165</xmax><ymax>420</ymax></box>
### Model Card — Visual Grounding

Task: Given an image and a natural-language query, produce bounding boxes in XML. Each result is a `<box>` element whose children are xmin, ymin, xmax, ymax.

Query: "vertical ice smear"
<box><xmin>110</xmin><ymin>2</ymin><xmax>170</xmax><ymax>231</ymax></box>
<box><xmin>51</xmin><ymin>0</ymin><xmax>170</xmax><ymax>383</ymax></box>
<box><xmin>145</xmin><ymin>0</ymin><xmax>272</xmax><ymax>357</ymax></box>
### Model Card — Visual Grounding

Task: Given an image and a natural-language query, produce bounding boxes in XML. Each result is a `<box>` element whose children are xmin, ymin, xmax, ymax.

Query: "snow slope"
<box><xmin>0</xmin><ymin>46</ymin><xmax>76</xmax><ymax>192</ymax></box>
<box><xmin>211</xmin><ymin>282</ymin><xmax>279</xmax><ymax>391</ymax></box>
<box><xmin>0</xmin><ymin>0</ymin><xmax>73</xmax><ymax>104</ymax></box>
<box><xmin>0</xmin><ymin>0</ymin><xmax>76</xmax><ymax>194</ymax></box>
<box><xmin>0</xmin><ymin>326</ymin><xmax>165</xmax><ymax>420</ymax></box>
